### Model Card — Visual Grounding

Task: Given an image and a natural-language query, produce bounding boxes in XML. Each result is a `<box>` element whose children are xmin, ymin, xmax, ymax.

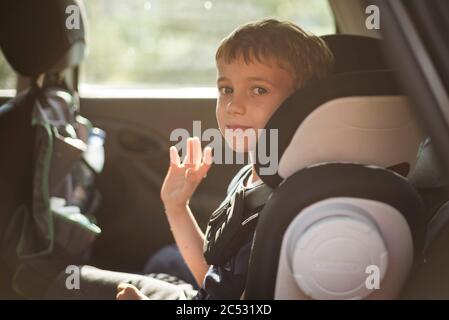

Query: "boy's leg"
<box><xmin>144</xmin><ymin>244</ymin><xmax>198</xmax><ymax>289</ymax></box>
<box><xmin>44</xmin><ymin>265</ymin><xmax>196</xmax><ymax>300</ymax></box>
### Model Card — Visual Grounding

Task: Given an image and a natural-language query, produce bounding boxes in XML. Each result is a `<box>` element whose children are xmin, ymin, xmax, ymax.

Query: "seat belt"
<box><xmin>204</xmin><ymin>167</ymin><xmax>273</xmax><ymax>265</ymax></box>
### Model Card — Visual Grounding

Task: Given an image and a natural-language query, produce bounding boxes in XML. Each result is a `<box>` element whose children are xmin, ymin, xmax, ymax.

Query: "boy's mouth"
<box><xmin>225</xmin><ymin>125</ymin><xmax>253</xmax><ymax>131</ymax></box>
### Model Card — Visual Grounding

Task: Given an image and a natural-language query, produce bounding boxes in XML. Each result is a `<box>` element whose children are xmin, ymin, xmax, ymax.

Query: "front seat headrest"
<box><xmin>0</xmin><ymin>0</ymin><xmax>87</xmax><ymax>76</ymax></box>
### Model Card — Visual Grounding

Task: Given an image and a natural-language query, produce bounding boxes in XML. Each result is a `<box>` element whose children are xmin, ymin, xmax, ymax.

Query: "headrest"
<box><xmin>0</xmin><ymin>0</ymin><xmax>86</xmax><ymax>76</ymax></box>
<box><xmin>321</xmin><ymin>34</ymin><xmax>388</xmax><ymax>74</ymax></box>
<box><xmin>254</xmin><ymin>71</ymin><xmax>425</xmax><ymax>188</ymax></box>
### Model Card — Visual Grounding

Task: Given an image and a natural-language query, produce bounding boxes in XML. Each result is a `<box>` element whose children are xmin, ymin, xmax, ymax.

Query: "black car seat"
<box><xmin>400</xmin><ymin>139</ymin><xmax>449</xmax><ymax>299</ymax></box>
<box><xmin>408</xmin><ymin>138</ymin><xmax>449</xmax><ymax>225</ymax></box>
<box><xmin>244</xmin><ymin>35</ymin><xmax>427</xmax><ymax>299</ymax></box>
<box><xmin>0</xmin><ymin>0</ymin><xmax>103</xmax><ymax>299</ymax></box>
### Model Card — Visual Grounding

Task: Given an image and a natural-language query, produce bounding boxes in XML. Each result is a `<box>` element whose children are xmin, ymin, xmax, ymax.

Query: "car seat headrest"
<box><xmin>254</xmin><ymin>71</ymin><xmax>425</xmax><ymax>188</ymax></box>
<box><xmin>321</xmin><ymin>34</ymin><xmax>388</xmax><ymax>74</ymax></box>
<box><xmin>0</xmin><ymin>0</ymin><xmax>86</xmax><ymax>77</ymax></box>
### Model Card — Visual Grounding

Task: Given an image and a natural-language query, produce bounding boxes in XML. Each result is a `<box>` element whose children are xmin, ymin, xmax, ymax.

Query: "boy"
<box><xmin>116</xmin><ymin>18</ymin><xmax>333</xmax><ymax>300</ymax></box>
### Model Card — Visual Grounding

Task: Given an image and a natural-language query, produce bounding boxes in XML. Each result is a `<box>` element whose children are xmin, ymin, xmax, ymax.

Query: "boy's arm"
<box><xmin>165</xmin><ymin>204</ymin><xmax>209</xmax><ymax>287</ymax></box>
<box><xmin>160</xmin><ymin>137</ymin><xmax>212</xmax><ymax>288</ymax></box>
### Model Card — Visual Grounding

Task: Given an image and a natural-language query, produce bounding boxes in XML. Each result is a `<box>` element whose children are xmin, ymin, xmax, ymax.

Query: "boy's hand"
<box><xmin>161</xmin><ymin>137</ymin><xmax>212</xmax><ymax>213</ymax></box>
<box><xmin>116</xmin><ymin>283</ymin><xmax>149</xmax><ymax>300</ymax></box>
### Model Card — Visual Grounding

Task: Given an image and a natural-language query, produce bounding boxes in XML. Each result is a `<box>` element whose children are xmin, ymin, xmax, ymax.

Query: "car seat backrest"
<box><xmin>0</xmin><ymin>0</ymin><xmax>102</xmax><ymax>299</ymax></box>
<box><xmin>399</xmin><ymin>139</ymin><xmax>449</xmax><ymax>299</ymax></box>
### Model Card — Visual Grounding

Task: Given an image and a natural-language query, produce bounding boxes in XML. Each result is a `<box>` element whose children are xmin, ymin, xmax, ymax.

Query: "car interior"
<box><xmin>0</xmin><ymin>0</ymin><xmax>448</xmax><ymax>300</ymax></box>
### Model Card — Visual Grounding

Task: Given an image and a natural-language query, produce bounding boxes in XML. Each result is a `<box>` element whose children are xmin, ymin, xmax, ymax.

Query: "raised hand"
<box><xmin>160</xmin><ymin>137</ymin><xmax>213</xmax><ymax>212</ymax></box>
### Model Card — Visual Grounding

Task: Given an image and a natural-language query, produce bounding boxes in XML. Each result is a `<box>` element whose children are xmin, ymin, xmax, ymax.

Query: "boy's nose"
<box><xmin>226</xmin><ymin>97</ymin><xmax>246</xmax><ymax>115</ymax></box>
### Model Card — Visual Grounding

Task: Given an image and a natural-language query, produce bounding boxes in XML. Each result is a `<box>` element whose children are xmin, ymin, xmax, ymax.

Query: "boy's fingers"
<box><xmin>202</xmin><ymin>146</ymin><xmax>213</xmax><ymax>166</ymax></box>
<box><xmin>198</xmin><ymin>147</ymin><xmax>213</xmax><ymax>178</ymax></box>
<box><xmin>187</xmin><ymin>138</ymin><xmax>195</xmax><ymax>166</ymax></box>
<box><xmin>181</xmin><ymin>138</ymin><xmax>189</xmax><ymax>165</ymax></box>
<box><xmin>199</xmin><ymin>161</ymin><xmax>212</xmax><ymax>179</ymax></box>
<box><xmin>192</xmin><ymin>137</ymin><xmax>202</xmax><ymax>169</ymax></box>
<box><xmin>169</xmin><ymin>146</ymin><xmax>180</xmax><ymax>167</ymax></box>
<box><xmin>183</xmin><ymin>138</ymin><xmax>194</xmax><ymax>168</ymax></box>
<box><xmin>117</xmin><ymin>283</ymin><xmax>129</xmax><ymax>292</ymax></box>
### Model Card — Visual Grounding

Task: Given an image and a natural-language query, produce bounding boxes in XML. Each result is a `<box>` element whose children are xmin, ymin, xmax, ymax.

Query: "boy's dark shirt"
<box><xmin>194</xmin><ymin>165</ymin><xmax>265</xmax><ymax>300</ymax></box>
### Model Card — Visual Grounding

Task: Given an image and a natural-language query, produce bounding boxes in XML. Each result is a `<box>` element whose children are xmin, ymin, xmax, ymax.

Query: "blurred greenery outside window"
<box><xmin>80</xmin><ymin>0</ymin><xmax>334</xmax><ymax>97</ymax></box>
<box><xmin>0</xmin><ymin>1</ymin><xmax>335</xmax><ymax>97</ymax></box>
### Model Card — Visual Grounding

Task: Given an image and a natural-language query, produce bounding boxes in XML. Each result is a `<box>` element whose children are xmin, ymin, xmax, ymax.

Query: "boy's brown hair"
<box><xmin>216</xmin><ymin>19</ymin><xmax>334</xmax><ymax>88</ymax></box>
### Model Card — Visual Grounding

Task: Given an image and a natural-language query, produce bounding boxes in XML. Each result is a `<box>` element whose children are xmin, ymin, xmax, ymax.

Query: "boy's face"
<box><xmin>216</xmin><ymin>55</ymin><xmax>296</xmax><ymax>152</ymax></box>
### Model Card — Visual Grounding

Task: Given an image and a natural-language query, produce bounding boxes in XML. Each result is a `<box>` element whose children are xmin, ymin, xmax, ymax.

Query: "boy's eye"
<box><xmin>252</xmin><ymin>87</ymin><xmax>268</xmax><ymax>95</ymax></box>
<box><xmin>219</xmin><ymin>87</ymin><xmax>233</xmax><ymax>95</ymax></box>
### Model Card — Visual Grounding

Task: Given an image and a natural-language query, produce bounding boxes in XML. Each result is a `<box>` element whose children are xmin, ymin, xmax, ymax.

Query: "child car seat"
<box><xmin>244</xmin><ymin>35</ymin><xmax>426</xmax><ymax>300</ymax></box>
